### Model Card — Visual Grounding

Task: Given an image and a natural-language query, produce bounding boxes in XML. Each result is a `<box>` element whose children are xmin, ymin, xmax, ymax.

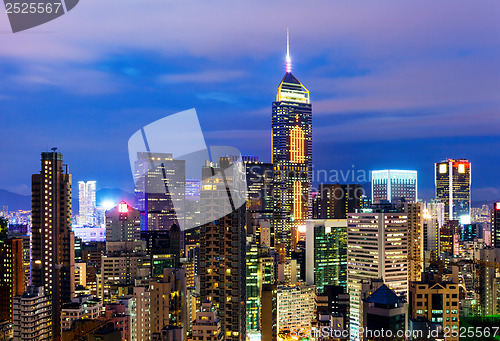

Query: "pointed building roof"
<box><xmin>364</xmin><ymin>284</ymin><xmax>404</xmax><ymax>306</ymax></box>
<box><xmin>276</xmin><ymin>29</ymin><xmax>310</xmax><ymax>104</ymax></box>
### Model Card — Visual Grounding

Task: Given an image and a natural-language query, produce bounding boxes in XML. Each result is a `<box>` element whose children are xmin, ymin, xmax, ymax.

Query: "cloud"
<box><xmin>159</xmin><ymin>70</ymin><xmax>246</xmax><ymax>84</ymax></box>
<box><xmin>196</xmin><ymin>92</ymin><xmax>238</xmax><ymax>103</ymax></box>
<box><xmin>8</xmin><ymin>64</ymin><xmax>122</xmax><ymax>95</ymax></box>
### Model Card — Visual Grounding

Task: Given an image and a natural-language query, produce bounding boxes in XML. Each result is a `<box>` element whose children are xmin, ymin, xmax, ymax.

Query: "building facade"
<box><xmin>272</xmin><ymin>34</ymin><xmax>312</xmax><ymax>255</ymax></box>
<box><xmin>347</xmin><ymin>212</ymin><xmax>408</xmax><ymax>341</ymax></box>
<box><xmin>435</xmin><ymin>159</ymin><xmax>471</xmax><ymax>222</ymax></box>
<box><xmin>31</xmin><ymin>151</ymin><xmax>75</xmax><ymax>340</ymax></box>
<box><xmin>371</xmin><ymin>170</ymin><xmax>417</xmax><ymax>204</ymax></box>
<box><xmin>106</xmin><ymin>201</ymin><xmax>141</xmax><ymax>242</ymax></box>
<box><xmin>313</xmin><ymin>184</ymin><xmax>362</xmax><ymax>220</ymax></box>
<box><xmin>305</xmin><ymin>219</ymin><xmax>347</xmax><ymax>293</ymax></box>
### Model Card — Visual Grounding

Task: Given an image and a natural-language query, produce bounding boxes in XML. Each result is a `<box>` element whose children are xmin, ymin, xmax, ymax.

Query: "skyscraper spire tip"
<box><xmin>286</xmin><ymin>28</ymin><xmax>291</xmax><ymax>73</ymax></box>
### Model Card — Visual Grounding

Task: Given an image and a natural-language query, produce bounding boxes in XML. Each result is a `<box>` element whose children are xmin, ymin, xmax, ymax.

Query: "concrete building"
<box><xmin>192</xmin><ymin>301</ymin><xmax>223</xmax><ymax>341</ymax></box>
<box><xmin>0</xmin><ymin>237</ymin><xmax>23</xmax><ymax>323</ymax></box>
<box><xmin>61</xmin><ymin>294</ymin><xmax>103</xmax><ymax>331</ymax></box>
<box><xmin>435</xmin><ymin>159</ymin><xmax>471</xmax><ymax>222</ymax></box>
<box><xmin>105</xmin><ymin>201</ymin><xmax>141</xmax><ymax>242</ymax></box>
<box><xmin>31</xmin><ymin>151</ymin><xmax>75</xmax><ymax>340</ymax></box>
<box><xmin>347</xmin><ymin>211</ymin><xmax>408</xmax><ymax>341</ymax></box>
<box><xmin>306</xmin><ymin>219</ymin><xmax>347</xmax><ymax>293</ymax></box>
<box><xmin>13</xmin><ymin>286</ymin><xmax>52</xmax><ymax>340</ymax></box>
<box><xmin>149</xmin><ymin>267</ymin><xmax>187</xmax><ymax>338</ymax></box>
<box><xmin>362</xmin><ymin>284</ymin><xmax>407</xmax><ymax>336</ymax></box>
<box><xmin>409</xmin><ymin>273</ymin><xmax>460</xmax><ymax>341</ymax></box>
<box><xmin>261</xmin><ymin>284</ymin><xmax>316</xmax><ymax>339</ymax></box>
<box><xmin>371</xmin><ymin>170</ymin><xmax>417</xmax><ymax>204</ymax></box>
<box><xmin>406</xmin><ymin>202</ymin><xmax>424</xmax><ymax>283</ymax></box>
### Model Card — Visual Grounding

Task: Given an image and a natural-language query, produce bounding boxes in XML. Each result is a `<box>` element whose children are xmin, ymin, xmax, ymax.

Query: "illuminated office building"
<box><xmin>305</xmin><ymin>219</ymin><xmax>347</xmax><ymax>293</ymax></box>
<box><xmin>313</xmin><ymin>184</ymin><xmax>363</xmax><ymax>219</ymax></box>
<box><xmin>435</xmin><ymin>159</ymin><xmax>471</xmax><ymax>222</ymax></box>
<box><xmin>492</xmin><ymin>202</ymin><xmax>500</xmax><ymax>248</ymax></box>
<box><xmin>31</xmin><ymin>150</ymin><xmax>75</xmax><ymax>340</ymax></box>
<box><xmin>134</xmin><ymin>152</ymin><xmax>185</xmax><ymax>231</ymax></box>
<box><xmin>272</xmin><ymin>31</ymin><xmax>312</xmax><ymax>255</ymax></box>
<box><xmin>0</xmin><ymin>237</ymin><xmax>23</xmax><ymax>323</ymax></box>
<box><xmin>13</xmin><ymin>286</ymin><xmax>52</xmax><ymax>341</ymax></box>
<box><xmin>245</xmin><ymin>159</ymin><xmax>274</xmax><ymax>246</ymax></box>
<box><xmin>423</xmin><ymin>200</ymin><xmax>444</xmax><ymax>260</ymax></box>
<box><xmin>78</xmin><ymin>180</ymin><xmax>97</xmax><ymax>225</ymax></box>
<box><xmin>440</xmin><ymin>220</ymin><xmax>460</xmax><ymax>255</ymax></box>
<box><xmin>347</xmin><ymin>211</ymin><xmax>408</xmax><ymax>341</ymax></box>
<box><xmin>406</xmin><ymin>202</ymin><xmax>424</xmax><ymax>283</ymax></box>
<box><xmin>199</xmin><ymin>157</ymin><xmax>246</xmax><ymax>341</ymax></box>
<box><xmin>409</xmin><ymin>274</ymin><xmax>460</xmax><ymax>341</ymax></box>
<box><xmin>371</xmin><ymin>170</ymin><xmax>417</xmax><ymax>204</ymax></box>
<box><xmin>105</xmin><ymin>201</ymin><xmax>141</xmax><ymax>242</ymax></box>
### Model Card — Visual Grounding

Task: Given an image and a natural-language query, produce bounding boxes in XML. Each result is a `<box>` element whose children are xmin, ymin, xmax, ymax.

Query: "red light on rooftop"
<box><xmin>496</xmin><ymin>202</ymin><xmax>500</xmax><ymax>210</ymax></box>
<box><xmin>118</xmin><ymin>202</ymin><xmax>128</xmax><ymax>213</ymax></box>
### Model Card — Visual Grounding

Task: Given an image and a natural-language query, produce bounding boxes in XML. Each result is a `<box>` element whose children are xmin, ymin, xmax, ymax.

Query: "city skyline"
<box><xmin>0</xmin><ymin>2</ymin><xmax>500</xmax><ymax>204</ymax></box>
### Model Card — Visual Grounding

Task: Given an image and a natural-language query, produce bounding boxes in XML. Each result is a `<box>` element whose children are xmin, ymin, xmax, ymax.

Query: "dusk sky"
<box><xmin>1</xmin><ymin>1</ymin><xmax>500</xmax><ymax>204</ymax></box>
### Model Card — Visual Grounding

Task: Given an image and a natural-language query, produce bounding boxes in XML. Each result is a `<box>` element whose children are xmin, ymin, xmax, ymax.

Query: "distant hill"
<box><xmin>0</xmin><ymin>188</ymin><xmax>135</xmax><ymax>213</ymax></box>
<box><xmin>0</xmin><ymin>189</ymin><xmax>31</xmax><ymax>211</ymax></box>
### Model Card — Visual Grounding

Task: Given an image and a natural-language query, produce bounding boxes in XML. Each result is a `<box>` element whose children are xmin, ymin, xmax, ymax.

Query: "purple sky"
<box><xmin>0</xmin><ymin>0</ymin><xmax>499</xmax><ymax>203</ymax></box>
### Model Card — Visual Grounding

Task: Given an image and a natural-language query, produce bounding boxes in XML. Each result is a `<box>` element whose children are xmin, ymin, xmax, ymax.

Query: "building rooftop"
<box><xmin>364</xmin><ymin>284</ymin><xmax>404</xmax><ymax>306</ymax></box>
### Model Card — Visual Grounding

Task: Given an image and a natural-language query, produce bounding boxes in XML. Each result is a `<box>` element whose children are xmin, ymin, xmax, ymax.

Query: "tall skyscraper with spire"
<box><xmin>272</xmin><ymin>29</ymin><xmax>312</xmax><ymax>255</ymax></box>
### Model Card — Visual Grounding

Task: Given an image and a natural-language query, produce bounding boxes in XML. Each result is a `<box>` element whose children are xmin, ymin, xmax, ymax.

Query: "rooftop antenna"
<box><xmin>51</xmin><ymin>147</ymin><xmax>58</xmax><ymax>152</ymax></box>
<box><xmin>286</xmin><ymin>28</ymin><xmax>292</xmax><ymax>73</ymax></box>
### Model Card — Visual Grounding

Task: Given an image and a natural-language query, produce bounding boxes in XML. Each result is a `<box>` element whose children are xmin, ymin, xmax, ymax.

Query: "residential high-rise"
<box><xmin>245</xmin><ymin>159</ymin><xmax>273</xmax><ymax>246</ymax></box>
<box><xmin>371</xmin><ymin>170</ymin><xmax>417</xmax><ymax>204</ymax></box>
<box><xmin>261</xmin><ymin>284</ymin><xmax>316</xmax><ymax>339</ymax></box>
<box><xmin>272</xmin><ymin>31</ymin><xmax>312</xmax><ymax>255</ymax></box>
<box><xmin>347</xmin><ymin>211</ymin><xmax>408</xmax><ymax>341</ymax></box>
<box><xmin>199</xmin><ymin>157</ymin><xmax>246</xmax><ymax>341</ymax></box>
<box><xmin>313</xmin><ymin>184</ymin><xmax>363</xmax><ymax>219</ymax></box>
<box><xmin>78</xmin><ymin>180</ymin><xmax>97</xmax><ymax>225</ymax></box>
<box><xmin>149</xmin><ymin>267</ymin><xmax>187</xmax><ymax>337</ymax></box>
<box><xmin>13</xmin><ymin>286</ymin><xmax>52</xmax><ymax>340</ymax></box>
<box><xmin>406</xmin><ymin>202</ymin><xmax>424</xmax><ymax>283</ymax></box>
<box><xmin>0</xmin><ymin>236</ymin><xmax>23</xmax><ymax>323</ymax></box>
<box><xmin>435</xmin><ymin>159</ymin><xmax>471</xmax><ymax>222</ymax></box>
<box><xmin>192</xmin><ymin>301</ymin><xmax>223</xmax><ymax>341</ymax></box>
<box><xmin>440</xmin><ymin>220</ymin><xmax>460</xmax><ymax>255</ymax></box>
<box><xmin>105</xmin><ymin>201</ymin><xmax>141</xmax><ymax>242</ymax></box>
<box><xmin>31</xmin><ymin>150</ymin><xmax>75</xmax><ymax>340</ymax></box>
<box><xmin>492</xmin><ymin>202</ymin><xmax>500</xmax><ymax>248</ymax></box>
<box><xmin>134</xmin><ymin>152</ymin><xmax>186</xmax><ymax>231</ymax></box>
<box><xmin>305</xmin><ymin>219</ymin><xmax>347</xmax><ymax>293</ymax></box>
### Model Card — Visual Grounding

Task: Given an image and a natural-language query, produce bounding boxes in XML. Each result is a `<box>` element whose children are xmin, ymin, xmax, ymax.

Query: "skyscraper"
<box><xmin>491</xmin><ymin>202</ymin><xmax>500</xmax><ymax>248</ymax></box>
<box><xmin>347</xmin><ymin>211</ymin><xmax>408</xmax><ymax>341</ymax></box>
<box><xmin>272</xmin><ymin>30</ymin><xmax>312</xmax><ymax>255</ymax></box>
<box><xmin>31</xmin><ymin>150</ymin><xmax>75</xmax><ymax>340</ymax></box>
<box><xmin>371</xmin><ymin>170</ymin><xmax>418</xmax><ymax>204</ymax></box>
<box><xmin>435</xmin><ymin>159</ymin><xmax>471</xmax><ymax>222</ymax></box>
<box><xmin>199</xmin><ymin>157</ymin><xmax>246</xmax><ymax>341</ymax></box>
<box><xmin>313</xmin><ymin>184</ymin><xmax>363</xmax><ymax>219</ymax></box>
<box><xmin>305</xmin><ymin>219</ymin><xmax>347</xmax><ymax>293</ymax></box>
<box><xmin>134</xmin><ymin>152</ymin><xmax>186</xmax><ymax>231</ymax></box>
<box><xmin>0</xmin><ymin>236</ymin><xmax>23</xmax><ymax>323</ymax></box>
<box><xmin>423</xmin><ymin>200</ymin><xmax>444</xmax><ymax>260</ymax></box>
<box><xmin>105</xmin><ymin>201</ymin><xmax>141</xmax><ymax>242</ymax></box>
<box><xmin>406</xmin><ymin>202</ymin><xmax>424</xmax><ymax>283</ymax></box>
<box><xmin>78</xmin><ymin>180</ymin><xmax>96</xmax><ymax>225</ymax></box>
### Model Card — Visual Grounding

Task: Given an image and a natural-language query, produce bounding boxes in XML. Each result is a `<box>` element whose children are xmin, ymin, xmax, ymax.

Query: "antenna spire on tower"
<box><xmin>286</xmin><ymin>28</ymin><xmax>292</xmax><ymax>73</ymax></box>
